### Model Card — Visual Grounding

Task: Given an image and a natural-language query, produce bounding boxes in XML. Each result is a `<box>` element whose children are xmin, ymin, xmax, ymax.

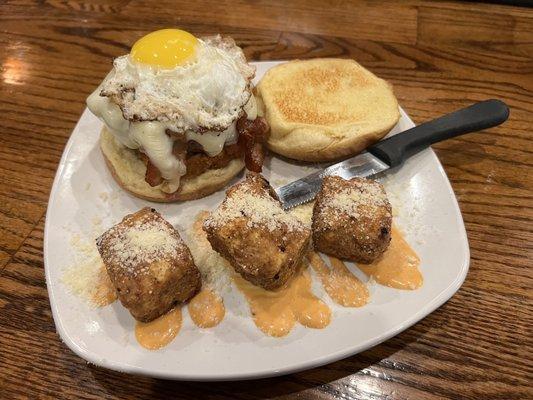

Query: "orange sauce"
<box><xmin>357</xmin><ymin>227</ymin><xmax>422</xmax><ymax>290</ymax></box>
<box><xmin>188</xmin><ymin>289</ymin><xmax>225</xmax><ymax>328</ymax></box>
<box><xmin>233</xmin><ymin>268</ymin><xmax>331</xmax><ymax>337</ymax></box>
<box><xmin>308</xmin><ymin>252</ymin><xmax>369</xmax><ymax>307</ymax></box>
<box><xmin>92</xmin><ymin>263</ymin><xmax>117</xmax><ymax>307</ymax></box>
<box><xmin>135</xmin><ymin>307</ymin><xmax>182</xmax><ymax>350</ymax></box>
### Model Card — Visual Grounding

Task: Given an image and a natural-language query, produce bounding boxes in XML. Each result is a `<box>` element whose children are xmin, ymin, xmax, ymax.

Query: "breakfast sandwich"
<box><xmin>203</xmin><ymin>173</ymin><xmax>311</xmax><ymax>290</ymax></box>
<box><xmin>312</xmin><ymin>176</ymin><xmax>392</xmax><ymax>263</ymax></box>
<box><xmin>96</xmin><ymin>207</ymin><xmax>201</xmax><ymax>322</ymax></box>
<box><xmin>256</xmin><ymin>58</ymin><xmax>399</xmax><ymax>162</ymax></box>
<box><xmin>87</xmin><ymin>29</ymin><xmax>268</xmax><ymax>202</ymax></box>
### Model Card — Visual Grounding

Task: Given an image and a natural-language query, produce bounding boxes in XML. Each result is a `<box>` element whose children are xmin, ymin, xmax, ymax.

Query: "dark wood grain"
<box><xmin>0</xmin><ymin>1</ymin><xmax>532</xmax><ymax>399</ymax></box>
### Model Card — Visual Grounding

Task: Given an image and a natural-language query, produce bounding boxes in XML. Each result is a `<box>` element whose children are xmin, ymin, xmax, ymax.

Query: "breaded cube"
<box><xmin>203</xmin><ymin>173</ymin><xmax>311</xmax><ymax>290</ymax></box>
<box><xmin>96</xmin><ymin>207</ymin><xmax>201</xmax><ymax>322</ymax></box>
<box><xmin>312</xmin><ymin>176</ymin><xmax>392</xmax><ymax>263</ymax></box>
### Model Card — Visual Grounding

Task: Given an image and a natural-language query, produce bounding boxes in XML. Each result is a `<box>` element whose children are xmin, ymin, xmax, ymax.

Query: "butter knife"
<box><xmin>276</xmin><ymin>99</ymin><xmax>509</xmax><ymax>210</ymax></box>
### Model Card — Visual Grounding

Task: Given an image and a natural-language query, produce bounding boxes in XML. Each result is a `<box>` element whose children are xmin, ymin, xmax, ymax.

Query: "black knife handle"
<box><xmin>368</xmin><ymin>99</ymin><xmax>509</xmax><ymax>167</ymax></box>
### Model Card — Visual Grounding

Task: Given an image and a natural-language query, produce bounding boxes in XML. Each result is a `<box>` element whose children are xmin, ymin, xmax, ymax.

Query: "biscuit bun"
<box><xmin>100</xmin><ymin>127</ymin><xmax>244</xmax><ymax>202</ymax></box>
<box><xmin>256</xmin><ymin>58</ymin><xmax>400</xmax><ymax>162</ymax></box>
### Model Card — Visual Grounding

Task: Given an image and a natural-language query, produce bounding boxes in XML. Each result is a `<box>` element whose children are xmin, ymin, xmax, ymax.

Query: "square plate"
<box><xmin>44</xmin><ymin>61</ymin><xmax>470</xmax><ymax>381</ymax></box>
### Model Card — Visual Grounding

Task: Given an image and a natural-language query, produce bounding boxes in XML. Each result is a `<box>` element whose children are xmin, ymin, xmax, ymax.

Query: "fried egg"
<box><xmin>130</xmin><ymin>29</ymin><xmax>198</xmax><ymax>68</ymax></box>
<box><xmin>100</xmin><ymin>31</ymin><xmax>255</xmax><ymax>132</ymax></box>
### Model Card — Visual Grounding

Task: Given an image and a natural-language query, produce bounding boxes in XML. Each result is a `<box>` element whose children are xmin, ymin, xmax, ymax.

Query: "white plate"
<box><xmin>44</xmin><ymin>61</ymin><xmax>470</xmax><ymax>381</ymax></box>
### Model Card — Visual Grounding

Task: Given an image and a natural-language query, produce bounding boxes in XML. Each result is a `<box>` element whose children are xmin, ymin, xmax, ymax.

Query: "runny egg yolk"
<box><xmin>130</xmin><ymin>29</ymin><xmax>198</xmax><ymax>68</ymax></box>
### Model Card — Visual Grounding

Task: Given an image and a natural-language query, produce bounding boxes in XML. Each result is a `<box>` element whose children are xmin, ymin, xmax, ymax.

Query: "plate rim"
<box><xmin>44</xmin><ymin>62</ymin><xmax>470</xmax><ymax>381</ymax></box>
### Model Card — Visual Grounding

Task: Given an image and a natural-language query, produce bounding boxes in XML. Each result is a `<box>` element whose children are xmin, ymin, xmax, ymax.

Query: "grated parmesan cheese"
<box><xmin>186</xmin><ymin>211</ymin><xmax>232</xmax><ymax>294</ymax></box>
<box><xmin>205</xmin><ymin>180</ymin><xmax>305</xmax><ymax>233</ymax></box>
<box><xmin>326</xmin><ymin>178</ymin><xmax>390</xmax><ymax>221</ymax></box>
<box><xmin>62</xmin><ymin>259</ymin><xmax>117</xmax><ymax>307</ymax></box>
<box><xmin>98</xmin><ymin>211</ymin><xmax>186</xmax><ymax>277</ymax></box>
<box><xmin>62</xmin><ymin>234</ymin><xmax>117</xmax><ymax>307</ymax></box>
<box><xmin>289</xmin><ymin>202</ymin><xmax>314</xmax><ymax>227</ymax></box>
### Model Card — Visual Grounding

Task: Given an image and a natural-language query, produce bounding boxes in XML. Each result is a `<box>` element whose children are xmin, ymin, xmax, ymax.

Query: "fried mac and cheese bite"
<box><xmin>312</xmin><ymin>176</ymin><xmax>392</xmax><ymax>263</ymax></box>
<box><xmin>203</xmin><ymin>173</ymin><xmax>311</xmax><ymax>290</ymax></box>
<box><xmin>97</xmin><ymin>207</ymin><xmax>201</xmax><ymax>322</ymax></box>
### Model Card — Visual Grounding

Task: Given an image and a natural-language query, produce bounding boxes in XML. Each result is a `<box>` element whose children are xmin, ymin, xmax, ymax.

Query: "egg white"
<box><xmin>100</xmin><ymin>35</ymin><xmax>255</xmax><ymax>133</ymax></box>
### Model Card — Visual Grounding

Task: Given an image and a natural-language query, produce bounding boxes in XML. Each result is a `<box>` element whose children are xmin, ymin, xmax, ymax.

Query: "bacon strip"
<box><xmin>140</xmin><ymin>153</ymin><xmax>163</xmax><ymax>187</ymax></box>
<box><xmin>141</xmin><ymin>139</ymin><xmax>187</xmax><ymax>187</ymax></box>
<box><xmin>237</xmin><ymin>116</ymin><xmax>269</xmax><ymax>173</ymax></box>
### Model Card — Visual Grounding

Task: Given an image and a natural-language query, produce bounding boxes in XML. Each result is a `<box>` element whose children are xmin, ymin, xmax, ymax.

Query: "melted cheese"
<box><xmin>186</xmin><ymin>124</ymin><xmax>237</xmax><ymax>156</ymax></box>
<box><xmin>88</xmin><ymin>88</ymin><xmax>187</xmax><ymax>190</ymax></box>
<box><xmin>87</xmin><ymin>88</ymin><xmax>256</xmax><ymax>190</ymax></box>
<box><xmin>129</xmin><ymin>121</ymin><xmax>185</xmax><ymax>191</ymax></box>
<box><xmin>87</xmin><ymin>87</ymin><xmax>136</xmax><ymax>148</ymax></box>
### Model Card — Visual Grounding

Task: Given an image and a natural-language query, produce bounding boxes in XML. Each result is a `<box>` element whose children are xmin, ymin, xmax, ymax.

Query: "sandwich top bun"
<box><xmin>256</xmin><ymin>58</ymin><xmax>400</xmax><ymax>162</ymax></box>
<box><xmin>100</xmin><ymin>128</ymin><xmax>244</xmax><ymax>202</ymax></box>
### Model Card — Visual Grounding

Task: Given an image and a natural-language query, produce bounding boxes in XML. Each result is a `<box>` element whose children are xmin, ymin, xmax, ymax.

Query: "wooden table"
<box><xmin>1</xmin><ymin>1</ymin><xmax>531</xmax><ymax>398</ymax></box>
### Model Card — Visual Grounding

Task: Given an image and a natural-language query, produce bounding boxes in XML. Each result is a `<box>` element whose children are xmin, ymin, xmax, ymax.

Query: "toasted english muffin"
<box><xmin>100</xmin><ymin>128</ymin><xmax>245</xmax><ymax>202</ymax></box>
<box><xmin>256</xmin><ymin>58</ymin><xmax>400</xmax><ymax>162</ymax></box>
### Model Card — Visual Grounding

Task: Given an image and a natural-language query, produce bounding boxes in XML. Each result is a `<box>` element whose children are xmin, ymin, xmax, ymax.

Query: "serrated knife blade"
<box><xmin>275</xmin><ymin>152</ymin><xmax>389</xmax><ymax>210</ymax></box>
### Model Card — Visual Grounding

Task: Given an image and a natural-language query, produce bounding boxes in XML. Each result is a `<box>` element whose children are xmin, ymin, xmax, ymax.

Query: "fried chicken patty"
<box><xmin>141</xmin><ymin>116</ymin><xmax>269</xmax><ymax>187</ymax></box>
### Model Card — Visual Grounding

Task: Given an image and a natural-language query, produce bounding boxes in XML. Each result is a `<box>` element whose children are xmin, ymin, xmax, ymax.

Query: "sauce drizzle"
<box><xmin>92</xmin><ymin>263</ymin><xmax>118</xmax><ymax>307</ymax></box>
<box><xmin>135</xmin><ymin>307</ymin><xmax>182</xmax><ymax>350</ymax></box>
<box><xmin>308</xmin><ymin>252</ymin><xmax>369</xmax><ymax>307</ymax></box>
<box><xmin>233</xmin><ymin>268</ymin><xmax>331</xmax><ymax>337</ymax></box>
<box><xmin>188</xmin><ymin>289</ymin><xmax>225</xmax><ymax>328</ymax></box>
<box><xmin>357</xmin><ymin>227</ymin><xmax>422</xmax><ymax>290</ymax></box>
